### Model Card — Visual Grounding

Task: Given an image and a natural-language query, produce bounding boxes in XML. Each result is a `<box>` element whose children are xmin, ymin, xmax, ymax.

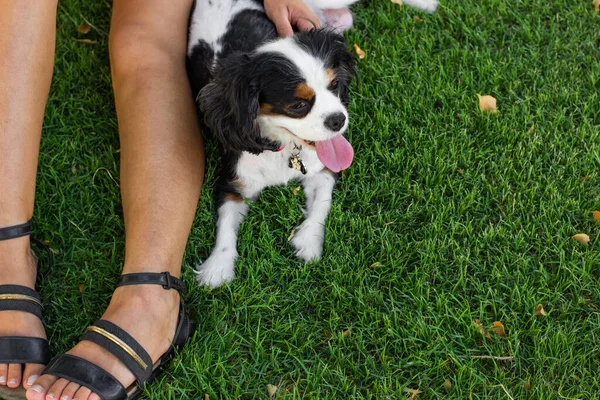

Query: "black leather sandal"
<box><xmin>0</xmin><ymin>220</ymin><xmax>53</xmax><ymax>400</ymax></box>
<box><xmin>42</xmin><ymin>272</ymin><xmax>193</xmax><ymax>400</ymax></box>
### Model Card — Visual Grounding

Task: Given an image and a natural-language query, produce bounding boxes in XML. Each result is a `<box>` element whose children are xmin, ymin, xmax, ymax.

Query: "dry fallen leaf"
<box><xmin>572</xmin><ymin>233</ymin><xmax>590</xmax><ymax>246</ymax></box>
<box><xmin>78</xmin><ymin>23</ymin><xmax>92</xmax><ymax>34</ymax></box>
<box><xmin>490</xmin><ymin>321</ymin><xmax>507</xmax><ymax>337</ymax></box>
<box><xmin>523</xmin><ymin>377</ymin><xmax>531</xmax><ymax>390</ymax></box>
<box><xmin>204</xmin><ymin>394</ymin><xmax>209</xmax><ymax>400</ymax></box>
<box><xmin>73</xmin><ymin>38</ymin><xmax>97</xmax><ymax>44</ymax></box>
<box><xmin>293</xmin><ymin>186</ymin><xmax>301</xmax><ymax>195</ymax></box>
<box><xmin>391</xmin><ymin>0</ymin><xmax>403</xmax><ymax>7</ymax></box>
<box><xmin>370</xmin><ymin>262</ymin><xmax>383</xmax><ymax>268</ymax></box>
<box><xmin>287</xmin><ymin>229</ymin><xmax>296</xmax><ymax>241</ymax></box>
<box><xmin>474</xmin><ymin>319</ymin><xmax>491</xmax><ymax>340</ymax></box>
<box><xmin>267</xmin><ymin>384</ymin><xmax>278</xmax><ymax>398</ymax></box>
<box><xmin>443</xmin><ymin>379</ymin><xmax>452</xmax><ymax>391</ymax></box>
<box><xmin>413</xmin><ymin>15</ymin><xmax>423</xmax><ymax>22</ymax></box>
<box><xmin>534</xmin><ymin>303</ymin><xmax>546</xmax><ymax>316</ymax></box>
<box><xmin>593</xmin><ymin>211</ymin><xmax>600</xmax><ymax>224</ymax></box>
<box><xmin>477</xmin><ymin>94</ymin><xmax>497</xmax><ymax>113</ymax></box>
<box><xmin>78</xmin><ymin>283</ymin><xmax>85</xmax><ymax>293</ymax></box>
<box><xmin>402</xmin><ymin>387</ymin><xmax>422</xmax><ymax>400</ymax></box>
<box><xmin>342</xmin><ymin>329</ymin><xmax>351</xmax><ymax>337</ymax></box>
<box><xmin>353</xmin><ymin>44</ymin><xmax>365</xmax><ymax>59</ymax></box>
<box><xmin>594</xmin><ymin>0</ymin><xmax>600</xmax><ymax>13</ymax></box>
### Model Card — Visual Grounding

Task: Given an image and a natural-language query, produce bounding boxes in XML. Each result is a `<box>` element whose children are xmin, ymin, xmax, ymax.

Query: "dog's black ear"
<box><xmin>198</xmin><ymin>53</ymin><xmax>277</xmax><ymax>155</ymax></box>
<box><xmin>327</xmin><ymin>32</ymin><xmax>357</xmax><ymax>106</ymax></box>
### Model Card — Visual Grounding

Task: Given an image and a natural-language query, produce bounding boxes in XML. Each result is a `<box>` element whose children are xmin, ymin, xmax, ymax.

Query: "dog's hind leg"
<box><xmin>196</xmin><ymin>194</ymin><xmax>249</xmax><ymax>288</ymax></box>
<box><xmin>290</xmin><ymin>170</ymin><xmax>337</xmax><ymax>262</ymax></box>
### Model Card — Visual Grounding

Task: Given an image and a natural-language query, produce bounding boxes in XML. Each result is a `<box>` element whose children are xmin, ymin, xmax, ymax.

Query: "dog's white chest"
<box><xmin>236</xmin><ymin>143</ymin><xmax>325</xmax><ymax>198</ymax></box>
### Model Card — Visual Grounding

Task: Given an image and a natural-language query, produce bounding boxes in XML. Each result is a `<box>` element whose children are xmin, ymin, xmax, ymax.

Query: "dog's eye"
<box><xmin>329</xmin><ymin>80</ymin><xmax>339</xmax><ymax>91</ymax></box>
<box><xmin>290</xmin><ymin>100</ymin><xmax>309</xmax><ymax>112</ymax></box>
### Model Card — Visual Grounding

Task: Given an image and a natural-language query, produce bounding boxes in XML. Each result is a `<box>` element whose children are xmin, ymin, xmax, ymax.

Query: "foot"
<box><xmin>290</xmin><ymin>220</ymin><xmax>324</xmax><ymax>262</ymax></box>
<box><xmin>195</xmin><ymin>250</ymin><xmax>237</xmax><ymax>288</ymax></box>
<box><xmin>0</xmin><ymin>236</ymin><xmax>47</xmax><ymax>392</ymax></box>
<box><xmin>321</xmin><ymin>8</ymin><xmax>354</xmax><ymax>32</ymax></box>
<box><xmin>26</xmin><ymin>282</ymin><xmax>180</xmax><ymax>400</ymax></box>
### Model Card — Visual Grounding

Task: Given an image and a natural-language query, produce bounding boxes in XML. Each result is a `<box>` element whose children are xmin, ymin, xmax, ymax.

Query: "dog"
<box><xmin>186</xmin><ymin>0</ymin><xmax>438</xmax><ymax>288</ymax></box>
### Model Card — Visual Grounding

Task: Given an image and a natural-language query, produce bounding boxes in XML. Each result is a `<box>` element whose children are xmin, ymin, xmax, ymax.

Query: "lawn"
<box><xmin>35</xmin><ymin>0</ymin><xmax>600</xmax><ymax>398</ymax></box>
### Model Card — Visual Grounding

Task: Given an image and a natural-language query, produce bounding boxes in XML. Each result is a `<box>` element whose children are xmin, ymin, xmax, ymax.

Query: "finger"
<box><xmin>296</xmin><ymin>17</ymin><xmax>320</xmax><ymax>31</ymax></box>
<box><xmin>272</xmin><ymin>7</ymin><xmax>294</xmax><ymax>37</ymax></box>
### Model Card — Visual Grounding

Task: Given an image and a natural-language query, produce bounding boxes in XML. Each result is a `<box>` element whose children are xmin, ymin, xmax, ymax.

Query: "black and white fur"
<box><xmin>187</xmin><ymin>0</ymin><xmax>438</xmax><ymax>288</ymax></box>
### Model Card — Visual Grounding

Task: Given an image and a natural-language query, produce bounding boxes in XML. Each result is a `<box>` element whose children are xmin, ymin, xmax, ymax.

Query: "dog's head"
<box><xmin>199</xmin><ymin>29</ymin><xmax>356</xmax><ymax>171</ymax></box>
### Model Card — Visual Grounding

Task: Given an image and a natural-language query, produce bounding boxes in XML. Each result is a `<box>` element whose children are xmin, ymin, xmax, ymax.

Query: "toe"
<box><xmin>0</xmin><ymin>363</ymin><xmax>7</xmax><ymax>385</ymax></box>
<box><xmin>7</xmin><ymin>363</ymin><xmax>22</xmax><ymax>388</ymax></box>
<box><xmin>88</xmin><ymin>393</ymin><xmax>101</xmax><ymax>400</ymax></box>
<box><xmin>27</xmin><ymin>373</ymin><xmax>59</xmax><ymax>400</ymax></box>
<box><xmin>73</xmin><ymin>385</ymin><xmax>92</xmax><ymax>400</ymax></box>
<box><xmin>23</xmin><ymin>363</ymin><xmax>45</xmax><ymax>389</ymax></box>
<box><xmin>60</xmin><ymin>381</ymin><xmax>81</xmax><ymax>400</ymax></box>
<box><xmin>46</xmin><ymin>378</ymin><xmax>70</xmax><ymax>399</ymax></box>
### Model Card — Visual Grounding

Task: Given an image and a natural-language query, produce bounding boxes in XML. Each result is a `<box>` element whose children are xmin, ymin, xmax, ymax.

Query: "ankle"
<box><xmin>0</xmin><ymin>236</ymin><xmax>37</xmax><ymax>286</ymax></box>
<box><xmin>109</xmin><ymin>284</ymin><xmax>180</xmax><ymax>314</ymax></box>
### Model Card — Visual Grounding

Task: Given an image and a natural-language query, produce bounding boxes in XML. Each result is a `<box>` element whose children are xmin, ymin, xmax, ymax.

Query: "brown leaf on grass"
<box><xmin>342</xmin><ymin>329</ymin><xmax>351</xmax><ymax>337</ymax></box>
<box><xmin>474</xmin><ymin>319</ymin><xmax>491</xmax><ymax>339</ymax></box>
<box><xmin>391</xmin><ymin>0</ymin><xmax>403</xmax><ymax>7</ymax></box>
<box><xmin>572</xmin><ymin>233</ymin><xmax>590</xmax><ymax>246</ymax></box>
<box><xmin>402</xmin><ymin>387</ymin><xmax>422</xmax><ymax>400</ymax></box>
<box><xmin>413</xmin><ymin>15</ymin><xmax>423</xmax><ymax>22</ymax></box>
<box><xmin>593</xmin><ymin>211</ymin><xmax>600</xmax><ymax>224</ymax></box>
<box><xmin>324</xmin><ymin>329</ymin><xmax>333</xmax><ymax>338</ymax></box>
<box><xmin>594</xmin><ymin>0</ymin><xmax>600</xmax><ymax>13</ymax></box>
<box><xmin>353</xmin><ymin>44</ymin><xmax>365</xmax><ymax>59</ymax></box>
<box><xmin>287</xmin><ymin>229</ymin><xmax>296</xmax><ymax>241</ymax></box>
<box><xmin>77</xmin><ymin>23</ymin><xmax>92</xmax><ymax>34</ymax></box>
<box><xmin>370</xmin><ymin>262</ymin><xmax>383</xmax><ymax>268</ymax></box>
<box><xmin>73</xmin><ymin>38</ymin><xmax>97</xmax><ymax>44</ymax></box>
<box><xmin>534</xmin><ymin>303</ymin><xmax>546</xmax><ymax>316</ymax></box>
<box><xmin>293</xmin><ymin>186</ymin><xmax>301</xmax><ymax>195</ymax></box>
<box><xmin>523</xmin><ymin>377</ymin><xmax>531</xmax><ymax>390</ymax></box>
<box><xmin>581</xmin><ymin>175</ymin><xmax>592</xmax><ymax>180</ymax></box>
<box><xmin>443</xmin><ymin>379</ymin><xmax>452</xmax><ymax>391</ymax></box>
<box><xmin>267</xmin><ymin>384</ymin><xmax>278</xmax><ymax>398</ymax></box>
<box><xmin>78</xmin><ymin>283</ymin><xmax>85</xmax><ymax>293</ymax></box>
<box><xmin>490</xmin><ymin>321</ymin><xmax>507</xmax><ymax>337</ymax></box>
<box><xmin>204</xmin><ymin>394</ymin><xmax>209</xmax><ymax>400</ymax></box>
<box><xmin>477</xmin><ymin>94</ymin><xmax>497</xmax><ymax>113</ymax></box>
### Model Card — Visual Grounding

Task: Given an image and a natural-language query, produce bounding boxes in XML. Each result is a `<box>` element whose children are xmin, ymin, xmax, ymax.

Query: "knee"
<box><xmin>109</xmin><ymin>21</ymin><xmax>185</xmax><ymax>83</ymax></box>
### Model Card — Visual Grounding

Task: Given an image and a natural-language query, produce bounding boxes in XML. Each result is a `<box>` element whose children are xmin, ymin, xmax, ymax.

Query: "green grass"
<box><xmin>34</xmin><ymin>0</ymin><xmax>600</xmax><ymax>398</ymax></box>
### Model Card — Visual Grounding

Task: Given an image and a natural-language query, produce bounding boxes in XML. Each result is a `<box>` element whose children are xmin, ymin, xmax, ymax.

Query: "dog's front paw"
<box><xmin>195</xmin><ymin>251</ymin><xmax>237</xmax><ymax>288</ymax></box>
<box><xmin>290</xmin><ymin>222</ymin><xmax>324</xmax><ymax>262</ymax></box>
<box><xmin>405</xmin><ymin>0</ymin><xmax>439</xmax><ymax>12</ymax></box>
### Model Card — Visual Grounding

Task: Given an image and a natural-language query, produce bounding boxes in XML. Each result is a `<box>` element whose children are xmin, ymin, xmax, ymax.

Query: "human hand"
<box><xmin>264</xmin><ymin>0</ymin><xmax>321</xmax><ymax>37</ymax></box>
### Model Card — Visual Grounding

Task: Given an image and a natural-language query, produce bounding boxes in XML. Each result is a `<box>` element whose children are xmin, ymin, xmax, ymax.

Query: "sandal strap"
<box><xmin>0</xmin><ymin>220</ymin><xmax>31</xmax><ymax>241</ymax></box>
<box><xmin>0</xmin><ymin>285</ymin><xmax>43</xmax><ymax>319</ymax></box>
<box><xmin>0</xmin><ymin>337</ymin><xmax>50</xmax><ymax>364</ymax></box>
<box><xmin>116</xmin><ymin>272</ymin><xmax>187</xmax><ymax>296</ymax></box>
<box><xmin>81</xmin><ymin>319</ymin><xmax>152</xmax><ymax>384</ymax></box>
<box><xmin>44</xmin><ymin>354</ymin><xmax>127</xmax><ymax>400</ymax></box>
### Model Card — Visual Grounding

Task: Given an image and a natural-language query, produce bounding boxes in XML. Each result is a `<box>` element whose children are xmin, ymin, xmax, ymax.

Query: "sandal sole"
<box><xmin>0</xmin><ymin>385</ymin><xmax>26</xmax><ymax>400</ymax></box>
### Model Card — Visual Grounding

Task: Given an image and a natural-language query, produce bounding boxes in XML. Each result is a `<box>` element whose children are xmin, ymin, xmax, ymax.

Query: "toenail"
<box><xmin>31</xmin><ymin>384</ymin><xmax>44</xmax><ymax>393</ymax></box>
<box><xmin>61</xmin><ymin>396</ymin><xmax>69</xmax><ymax>400</ymax></box>
<box><xmin>0</xmin><ymin>376</ymin><xmax>5</xmax><ymax>384</ymax></box>
<box><xmin>27</xmin><ymin>374</ymin><xmax>39</xmax><ymax>386</ymax></box>
<box><xmin>8</xmin><ymin>379</ymin><xmax>17</xmax><ymax>385</ymax></box>
<box><xmin>48</xmin><ymin>393</ymin><xmax>55</xmax><ymax>399</ymax></box>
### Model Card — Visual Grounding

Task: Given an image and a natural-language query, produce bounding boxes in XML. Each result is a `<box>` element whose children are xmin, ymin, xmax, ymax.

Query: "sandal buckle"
<box><xmin>161</xmin><ymin>272</ymin><xmax>173</xmax><ymax>290</ymax></box>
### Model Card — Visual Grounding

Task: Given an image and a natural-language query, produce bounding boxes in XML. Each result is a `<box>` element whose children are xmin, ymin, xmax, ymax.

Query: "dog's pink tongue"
<box><xmin>315</xmin><ymin>135</ymin><xmax>354</xmax><ymax>172</ymax></box>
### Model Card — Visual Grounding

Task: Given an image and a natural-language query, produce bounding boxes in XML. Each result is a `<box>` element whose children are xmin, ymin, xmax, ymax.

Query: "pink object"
<box><xmin>315</xmin><ymin>134</ymin><xmax>354</xmax><ymax>172</ymax></box>
<box><xmin>321</xmin><ymin>8</ymin><xmax>354</xmax><ymax>32</ymax></box>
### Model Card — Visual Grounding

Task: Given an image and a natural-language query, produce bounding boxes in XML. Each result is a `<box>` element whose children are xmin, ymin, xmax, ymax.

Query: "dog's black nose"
<box><xmin>324</xmin><ymin>112</ymin><xmax>346</xmax><ymax>132</ymax></box>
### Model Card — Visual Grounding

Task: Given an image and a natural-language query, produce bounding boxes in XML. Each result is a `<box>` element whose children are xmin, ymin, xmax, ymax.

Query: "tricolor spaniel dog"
<box><xmin>187</xmin><ymin>0</ymin><xmax>438</xmax><ymax>288</ymax></box>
